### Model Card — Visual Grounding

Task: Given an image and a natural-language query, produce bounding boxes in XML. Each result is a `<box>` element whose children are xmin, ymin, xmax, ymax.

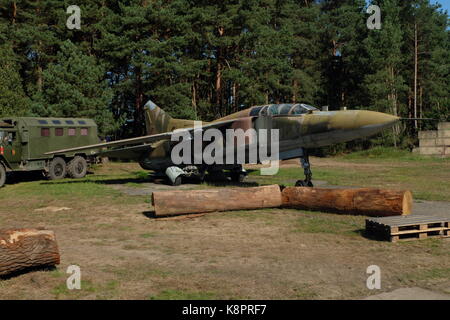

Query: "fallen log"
<box><xmin>0</xmin><ymin>229</ymin><xmax>60</xmax><ymax>277</ymax></box>
<box><xmin>152</xmin><ymin>185</ymin><xmax>282</xmax><ymax>217</ymax></box>
<box><xmin>282</xmin><ymin>187</ymin><xmax>412</xmax><ymax>217</ymax></box>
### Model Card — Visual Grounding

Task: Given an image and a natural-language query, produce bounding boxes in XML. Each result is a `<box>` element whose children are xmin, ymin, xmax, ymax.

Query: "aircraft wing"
<box><xmin>44</xmin><ymin>118</ymin><xmax>247</xmax><ymax>157</ymax></box>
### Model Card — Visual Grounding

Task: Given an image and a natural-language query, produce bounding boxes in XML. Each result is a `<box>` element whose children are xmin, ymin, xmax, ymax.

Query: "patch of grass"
<box><xmin>149</xmin><ymin>289</ymin><xmax>217</xmax><ymax>300</ymax></box>
<box><xmin>122</xmin><ymin>244</ymin><xmax>141</xmax><ymax>250</ymax></box>
<box><xmin>292</xmin><ymin>212</ymin><xmax>363</xmax><ymax>236</ymax></box>
<box><xmin>125</xmin><ymin>182</ymin><xmax>147</xmax><ymax>188</ymax></box>
<box><xmin>140</xmin><ymin>233</ymin><xmax>157</xmax><ymax>238</ymax></box>
<box><xmin>292</xmin><ymin>286</ymin><xmax>319</xmax><ymax>299</ymax></box>
<box><xmin>52</xmin><ymin>279</ymin><xmax>97</xmax><ymax>299</ymax></box>
<box><xmin>341</xmin><ymin>146</ymin><xmax>446</xmax><ymax>162</ymax></box>
<box><xmin>397</xmin><ymin>239</ymin><xmax>450</xmax><ymax>257</ymax></box>
<box><xmin>132</xmin><ymin>171</ymin><xmax>150</xmax><ymax>180</ymax></box>
<box><xmin>49</xmin><ymin>269</ymin><xmax>65</xmax><ymax>278</ymax></box>
<box><xmin>398</xmin><ymin>267</ymin><xmax>450</xmax><ymax>285</ymax></box>
<box><xmin>145</xmin><ymin>269</ymin><xmax>172</xmax><ymax>278</ymax></box>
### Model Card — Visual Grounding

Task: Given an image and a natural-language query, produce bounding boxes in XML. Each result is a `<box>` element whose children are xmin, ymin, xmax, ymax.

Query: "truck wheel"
<box><xmin>0</xmin><ymin>164</ymin><xmax>6</xmax><ymax>187</ymax></box>
<box><xmin>67</xmin><ymin>156</ymin><xmax>87</xmax><ymax>179</ymax></box>
<box><xmin>48</xmin><ymin>157</ymin><xmax>67</xmax><ymax>180</ymax></box>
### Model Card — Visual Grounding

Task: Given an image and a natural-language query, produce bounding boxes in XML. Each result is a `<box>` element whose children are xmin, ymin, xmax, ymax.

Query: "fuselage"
<box><xmin>140</xmin><ymin>103</ymin><xmax>399</xmax><ymax>170</ymax></box>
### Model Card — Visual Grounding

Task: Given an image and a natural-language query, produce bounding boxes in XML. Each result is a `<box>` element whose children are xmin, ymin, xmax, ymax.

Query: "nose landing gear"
<box><xmin>295</xmin><ymin>151</ymin><xmax>313</xmax><ymax>187</ymax></box>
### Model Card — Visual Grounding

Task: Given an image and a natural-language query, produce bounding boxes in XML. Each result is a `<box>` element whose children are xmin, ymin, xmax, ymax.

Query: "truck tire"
<box><xmin>48</xmin><ymin>157</ymin><xmax>67</xmax><ymax>180</ymax></box>
<box><xmin>0</xmin><ymin>163</ymin><xmax>6</xmax><ymax>188</ymax></box>
<box><xmin>67</xmin><ymin>156</ymin><xmax>87</xmax><ymax>179</ymax></box>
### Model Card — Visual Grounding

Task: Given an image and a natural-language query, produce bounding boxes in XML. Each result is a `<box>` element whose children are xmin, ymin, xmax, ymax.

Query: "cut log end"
<box><xmin>0</xmin><ymin>229</ymin><xmax>60</xmax><ymax>277</ymax></box>
<box><xmin>402</xmin><ymin>191</ymin><xmax>413</xmax><ymax>215</ymax></box>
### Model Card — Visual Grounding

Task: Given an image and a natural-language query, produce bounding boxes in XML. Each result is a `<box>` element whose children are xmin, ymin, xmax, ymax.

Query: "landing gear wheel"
<box><xmin>0</xmin><ymin>163</ymin><xmax>6</xmax><ymax>187</ymax></box>
<box><xmin>231</xmin><ymin>172</ymin><xmax>246</xmax><ymax>183</ymax></box>
<box><xmin>172</xmin><ymin>176</ymin><xmax>182</xmax><ymax>186</ymax></box>
<box><xmin>48</xmin><ymin>157</ymin><xmax>67</xmax><ymax>180</ymax></box>
<box><xmin>298</xmin><ymin>150</ymin><xmax>313</xmax><ymax>187</ymax></box>
<box><xmin>67</xmin><ymin>156</ymin><xmax>87</xmax><ymax>179</ymax></box>
<box><xmin>295</xmin><ymin>180</ymin><xmax>313</xmax><ymax>187</ymax></box>
<box><xmin>295</xmin><ymin>180</ymin><xmax>306</xmax><ymax>187</ymax></box>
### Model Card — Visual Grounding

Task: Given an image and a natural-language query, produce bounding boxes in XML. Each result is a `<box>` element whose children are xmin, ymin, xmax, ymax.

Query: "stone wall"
<box><xmin>414</xmin><ymin>122</ymin><xmax>450</xmax><ymax>157</ymax></box>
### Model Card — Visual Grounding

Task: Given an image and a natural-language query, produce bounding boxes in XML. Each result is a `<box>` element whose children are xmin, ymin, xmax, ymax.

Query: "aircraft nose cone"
<box><xmin>355</xmin><ymin>111</ymin><xmax>400</xmax><ymax>128</ymax></box>
<box><xmin>327</xmin><ymin>110</ymin><xmax>399</xmax><ymax>131</ymax></box>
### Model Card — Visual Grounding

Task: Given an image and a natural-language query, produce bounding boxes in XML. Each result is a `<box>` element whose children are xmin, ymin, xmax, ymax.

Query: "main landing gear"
<box><xmin>295</xmin><ymin>151</ymin><xmax>313</xmax><ymax>187</ymax></box>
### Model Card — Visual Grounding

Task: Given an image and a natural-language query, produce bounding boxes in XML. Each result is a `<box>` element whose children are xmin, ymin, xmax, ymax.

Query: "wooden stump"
<box><xmin>0</xmin><ymin>229</ymin><xmax>60</xmax><ymax>277</ymax></box>
<box><xmin>282</xmin><ymin>187</ymin><xmax>412</xmax><ymax>217</ymax></box>
<box><xmin>152</xmin><ymin>185</ymin><xmax>282</xmax><ymax>217</ymax></box>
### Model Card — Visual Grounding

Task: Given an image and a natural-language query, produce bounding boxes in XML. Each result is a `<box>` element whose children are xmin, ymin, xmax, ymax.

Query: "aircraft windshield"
<box><xmin>290</xmin><ymin>104</ymin><xmax>317</xmax><ymax>115</ymax></box>
<box><xmin>250</xmin><ymin>103</ymin><xmax>317</xmax><ymax>117</ymax></box>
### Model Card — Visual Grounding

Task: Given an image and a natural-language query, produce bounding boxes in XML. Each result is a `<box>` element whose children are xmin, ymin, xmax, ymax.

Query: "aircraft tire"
<box><xmin>67</xmin><ymin>156</ymin><xmax>88</xmax><ymax>179</ymax></box>
<box><xmin>48</xmin><ymin>157</ymin><xmax>67</xmax><ymax>180</ymax></box>
<box><xmin>0</xmin><ymin>163</ymin><xmax>6</xmax><ymax>187</ymax></box>
<box><xmin>172</xmin><ymin>176</ymin><xmax>182</xmax><ymax>186</ymax></box>
<box><xmin>295</xmin><ymin>180</ymin><xmax>314</xmax><ymax>187</ymax></box>
<box><xmin>231</xmin><ymin>172</ymin><xmax>246</xmax><ymax>183</ymax></box>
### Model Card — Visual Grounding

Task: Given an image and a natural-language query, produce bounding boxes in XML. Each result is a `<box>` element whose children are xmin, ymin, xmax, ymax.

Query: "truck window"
<box><xmin>68</xmin><ymin>128</ymin><xmax>76</xmax><ymax>136</ymax></box>
<box><xmin>80</xmin><ymin>128</ymin><xmax>88</xmax><ymax>136</ymax></box>
<box><xmin>55</xmin><ymin>128</ymin><xmax>64</xmax><ymax>136</ymax></box>
<box><xmin>41</xmin><ymin>128</ymin><xmax>50</xmax><ymax>137</ymax></box>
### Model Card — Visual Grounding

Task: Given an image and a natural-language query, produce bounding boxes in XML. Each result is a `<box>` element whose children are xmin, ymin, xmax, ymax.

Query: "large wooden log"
<box><xmin>152</xmin><ymin>185</ymin><xmax>282</xmax><ymax>217</ymax></box>
<box><xmin>0</xmin><ymin>229</ymin><xmax>60</xmax><ymax>277</ymax></box>
<box><xmin>282</xmin><ymin>187</ymin><xmax>412</xmax><ymax>217</ymax></box>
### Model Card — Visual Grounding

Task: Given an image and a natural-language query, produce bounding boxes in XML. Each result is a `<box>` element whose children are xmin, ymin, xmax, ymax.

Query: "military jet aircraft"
<box><xmin>46</xmin><ymin>100</ymin><xmax>399</xmax><ymax>186</ymax></box>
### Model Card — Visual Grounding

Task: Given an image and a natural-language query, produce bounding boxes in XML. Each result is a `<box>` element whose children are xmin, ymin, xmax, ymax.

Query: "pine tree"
<box><xmin>32</xmin><ymin>40</ymin><xmax>116</xmax><ymax>136</ymax></box>
<box><xmin>0</xmin><ymin>43</ymin><xmax>31</xmax><ymax>117</ymax></box>
<box><xmin>364</xmin><ymin>0</ymin><xmax>409</xmax><ymax>145</ymax></box>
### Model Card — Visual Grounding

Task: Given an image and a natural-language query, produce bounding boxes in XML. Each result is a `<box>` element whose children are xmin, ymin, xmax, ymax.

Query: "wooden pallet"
<box><xmin>366</xmin><ymin>215</ymin><xmax>450</xmax><ymax>242</ymax></box>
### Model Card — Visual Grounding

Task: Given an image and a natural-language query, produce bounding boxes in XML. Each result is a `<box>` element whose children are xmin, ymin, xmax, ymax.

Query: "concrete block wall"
<box><xmin>415</xmin><ymin>122</ymin><xmax>450</xmax><ymax>157</ymax></box>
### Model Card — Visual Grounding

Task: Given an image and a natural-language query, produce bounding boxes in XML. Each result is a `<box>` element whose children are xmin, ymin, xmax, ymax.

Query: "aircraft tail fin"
<box><xmin>144</xmin><ymin>100</ymin><xmax>174</xmax><ymax>135</ymax></box>
<box><xmin>144</xmin><ymin>100</ymin><xmax>196</xmax><ymax>135</ymax></box>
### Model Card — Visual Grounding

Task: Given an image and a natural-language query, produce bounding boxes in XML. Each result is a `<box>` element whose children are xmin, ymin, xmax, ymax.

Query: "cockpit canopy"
<box><xmin>249</xmin><ymin>104</ymin><xmax>317</xmax><ymax>117</ymax></box>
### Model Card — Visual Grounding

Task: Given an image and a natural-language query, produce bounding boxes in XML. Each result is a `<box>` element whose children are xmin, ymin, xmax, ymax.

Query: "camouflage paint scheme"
<box><xmin>46</xmin><ymin>100</ymin><xmax>399</xmax><ymax>185</ymax></box>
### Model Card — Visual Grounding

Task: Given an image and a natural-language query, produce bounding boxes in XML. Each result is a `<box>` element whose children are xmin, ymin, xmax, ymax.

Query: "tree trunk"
<box><xmin>11</xmin><ymin>2</ymin><xmax>17</xmax><ymax>24</ymax></box>
<box><xmin>414</xmin><ymin>23</ymin><xmax>418</xmax><ymax>129</ymax></box>
<box><xmin>152</xmin><ymin>185</ymin><xmax>282</xmax><ymax>217</ymax></box>
<box><xmin>282</xmin><ymin>187</ymin><xmax>412</xmax><ymax>217</ymax></box>
<box><xmin>0</xmin><ymin>229</ymin><xmax>60</xmax><ymax>277</ymax></box>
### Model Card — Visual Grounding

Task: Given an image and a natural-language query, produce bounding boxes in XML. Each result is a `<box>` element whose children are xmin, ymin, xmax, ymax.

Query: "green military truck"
<box><xmin>0</xmin><ymin>117</ymin><xmax>100</xmax><ymax>187</ymax></box>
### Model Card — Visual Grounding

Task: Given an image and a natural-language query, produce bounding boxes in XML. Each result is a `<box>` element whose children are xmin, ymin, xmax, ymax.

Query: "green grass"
<box><xmin>52</xmin><ymin>279</ymin><xmax>98</xmax><ymax>299</ymax></box>
<box><xmin>0</xmin><ymin>169</ymin><xmax>149</xmax><ymax>204</ymax></box>
<box><xmin>149</xmin><ymin>289</ymin><xmax>217</xmax><ymax>300</ymax></box>
<box><xmin>398</xmin><ymin>267</ymin><xmax>450</xmax><ymax>285</ymax></box>
<box><xmin>340</xmin><ymin>146</ymin><xmax>448</xmax><ymax>162</ymax></box>
<box><xmin>140</xmin><ymin>232</ymin><xmax>157</xmax><ymax>238</ymax></box>
<box><xmin>248</xmin><ymin>156</ymin><xmax>450</xmax><ymax>201</ymax></box>
<box><xmin>292</xmin><ymin>212</ymin><xmax>363</xmax><ymax>236</ymax></box>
